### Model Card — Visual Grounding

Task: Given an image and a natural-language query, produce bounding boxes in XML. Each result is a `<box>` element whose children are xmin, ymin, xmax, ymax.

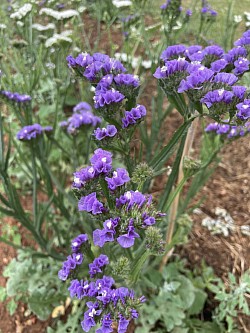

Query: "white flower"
<box><xmin>10</xmin><ymin>3</ymin><xmax>32</xmax><ymax>20</ymax></box>
<box><xmin>39</xmin><ymin>8</ymin><xmax>79</xmax><ymax>21</ymax></box>
<box><xmin>112</xmin><ymin>0</ymin><xmax>132</xmax><ymax>8</ymax></box>
<box><xmin>141</xmin><ymin>60</ymin><xmax>152</xmax><ymax>69</ymax></box>
<box><xmin>45</xmin><ymin>30</ymin><xmax>72</xmax><ymax>48</ymax></box>
<box><xmin>17</xmin><ymin>21</ymin><xmax>24</xmax><ymax>27</ymax></box>
<box><xmin>234</xmin><ymin>15</ymin><xmax>242</xmax><ymax>23</ymax></box>
<box><xmin>0</xmin><ymin>24</ymin><xmax>7</xmax><ymax>29</ymax></box>
<box><xmin>32</xmin><ymin>23</ymin><xmax>55</xmax><ymax>31</ymax></box>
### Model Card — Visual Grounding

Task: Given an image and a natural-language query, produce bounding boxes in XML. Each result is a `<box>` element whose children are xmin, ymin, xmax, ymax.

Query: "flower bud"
<box><xmin>145</xmin><ymin>227</ymin><xmax>165</xmax><ymax>255</ymax></box>
<box><xmin>111</xmin><ymin>256</ymin><xmax>130</xmax><ymax>279</ymax></box>
<box><xmin>131</xmin><ymin>163</ymin><xmax>154</xmax><ymax>189</ymax></box>
<box><xmin>183</xmin><ymin>156</ymin><xmax>201</xmax><ymax>178</ymax></box>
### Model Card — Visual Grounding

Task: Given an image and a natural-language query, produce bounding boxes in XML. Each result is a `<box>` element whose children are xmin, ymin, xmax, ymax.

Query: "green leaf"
<box><xmin>149</xmin><ymin>119</ymin><xmax>193</xmax><ymax>170</ymax></box>
<box><xmin>7</xmin><ymin>299</ymin><xmax>18</xmax><ymax>315</ymax></box>
<box><xmin>188</xmin><ymin>289</ymin><xmax>207</xmax><ymax>315</ymax></box>
<box><xmin>0</xmin><ymin>286</ymin><xmax>7</xmax><ymax>302</ymax></box>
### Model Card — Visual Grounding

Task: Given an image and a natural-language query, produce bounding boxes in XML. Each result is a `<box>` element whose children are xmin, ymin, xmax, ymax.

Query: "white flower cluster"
<box><xmin>201</xmin><ymin>207</ymin><xmax>235</xmax><ymax>237</ymax></box>
<box><xmin>10</xmin><ymin>3</ymin><xmax>32</xmax><ymax>20</ymax></box>
<box><xmin>244</xmin><ymin>12</ymin><xmax>250</xmax><ymax>27</ymax></box>
<box><xmin>45</xmin><ymin>30</ymin><xmax>72</xmax><ymax>48</ymax></box>
<box><xmin>32</xmin><ymin>23</ymin><xmax>55</xmax><ymax>31</ymax></box>
<box><xmin>39</xmin><ymin>8</ymin><xmax>79</xmax><ymax>21</ymax></box>
<box><xmin>114</xmin><ymin>52</ymin><xmax>153</xmax><ymax>69</ymax></box>
<box><xmin>112</xmin><ymin>0</ymin><xmax>132</xmax><ymax>8</ymax></box>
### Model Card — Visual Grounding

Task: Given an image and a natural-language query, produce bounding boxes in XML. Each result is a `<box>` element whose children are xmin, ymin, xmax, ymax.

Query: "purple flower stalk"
<box><xmin>71</xmin><ymin>234</ymin><xmax>88</xmax><ymax>252</ymax></box>
<box><xmin>105</xmin><ymin>168</ymin><xmax>130</xmax><ymax>191</ymax></box>
<box><xmin>16</xmin><ymin>124</ymin><xmax>43</xmax><ymax>141</ymax></box>
<box><xmin>62</xmin><ymin>110</ymin><xmax>101</xmax><ymax>134</ymax></box>
<box><xmin>178</xmin><ymin>67</ymin><xmax>214</xmax><ymax>93</ymax></box>
<box><xmin>73</xmin><ymin>102</ymin><xmax>92</xmax><ymax>112</ymax></box>
<box><xmin>213</xmin><ymin>73</ymin><xmax>238</xmax><ymax>86</ymax></box>
<box><xmin>160</xmin><ymin>45</ymin><xmax>187</xmax><ymax>61</ymax></box>
<box><xmin>89</xmin><ymin>254</ymin><xmax>109</xmax><ymax>277</ymax></box>
<box><xmin>90</xmin><ymin>149</ymin><xmax>113</xmax><ymax>174</ymax></box>
<box><xmin>0</xmin><ymin>90</ymin><xmax>31</xmax><ymax>103</ymax></box>
<box><xmin>78</xmin><ymin>192</ymin><xmax>105</xmax><ymax>215</ymax></box>
<box><xmin>122</xmin><ymin>104</ymin><xmax>147</xmax><ymax>128</ymax></box>
<box><xmin>201</xmin><ymin>89</ymin><xmax>234</xmax><ymax>108</ymax></box>
<box><xmin>58</xmin><ymin>253</ymin><xmax>84</xmax><ymax>281</ymax></box>
<box><xmin>233</xmin><ymin>57</ymin><xmax>250</xmax><ymax>76</ymax></box>
<box><xmin>94</xmin><ymin>89</ymin><xmax>125</xmax><ymax>109</ymax></box>
<box><xmin>94</xmin><ymin>125</ymin><xmax>117</xmax><ymax>141</ymax></box>
<box><xmin>236</xmin><ymin>100</ymin><xmax>250</xmax><ymax>120</ymax></box>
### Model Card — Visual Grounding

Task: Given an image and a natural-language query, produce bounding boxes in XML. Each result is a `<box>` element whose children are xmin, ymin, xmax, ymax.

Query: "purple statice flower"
<box><xmin>72</xmin><ymin>166</ymin><xmax>96</xmax><ymax>189</ymax></box>
<box><xmin>186</xmin><ymin>9</ymin><xmax>192</xmax><ymax>16</ymax></box>
<box><xmin>96</xmin><ymin>313</ymin><xmax>113</xmax><ymax>333</ymax></box>
<box><xmin>90</xmin><ymin>149</ymin><xmax>113</xmax><ymax>174</ymax></box>
<box><xmin>224</xmin><ymin>46</ymin><xmax>247</xmax><ymax>64</ymax></box>
<box><xmin>160</xmin><ymin>45</ymin><xmax>187</xmax><ymax>61</ymax></box>
<box><xmin>160</xmin><ymin>0</ymin><xmax>170</xmax><ymax>10</ymax></box>
<box><xmin>210</xmin><ymin>59</ymin><xmax>228</xmax><ymax>72</ymax></box>
<box><xmin>232</xmin><ymin>86</ymin><xmax>247</xmax><ymax>100</ymax></box>
<box><xmin>201</xmin><ymin>6</ymin><xmax>209</xmax><ymax>14</ymax></box>
<box><xmin>178</xmin><ymin>67</ymin><xmax>214</xmax><ymax>93</ymax></box>
<box><xmin>188</xmin><ymin>51</ymin><xmax>205</xmax><ymax>62</ymax></box>
<box><xmin>203</xmin><ymin>45</ymin><xmax>224</xmax><ymax>58</ymax></box>
<box><xmin>66</xmin><ymin>55</ymin><xmax>77</xmax><ymax>67</ymax></box>
<box><xmin>116</xmin><ymin>190</ymin><xmax>150</xmax><ymax>209</ymax></box>
<box><xmin>75</xmin><ymin>53</ymin><xmax>93</xmax><ymax>68</ymax></box>
<box><xmin>103</xmin><ymin>58</ymin><xmax>127</xmax><ymax>75</ymax></box>
<box><xmin>117</xmin><ymin>315</ymin><xmax>130</xmax><ymax>333</ymax></box>
<box><xmin>117</xmin><ymin>224</ymin><xmax>140</xmax><ymax>248</ymax></box>
<box><xmin>89</xmin><ymin>254</ymin><xmax>109</xmax><ymax>278</ymax></box>
<box><xmin>213</xmin><ymin>73</ymin><xmax>238</xmax><ymax>86</ymax></box>
<box><xmin>205</xmin><ymin>121</ymin><xmax>250</xmax><ymax>138</ymax></box>
<box><xmin>16</xmin><ymin>124</ymin><xmax>43</xmax><ymax>141</ymax></box>
<box><xmin>94</xmin><ymin>89</ymin><xmax>125</xmax><ymax>109</ymax></box>
<box><xmin>1</xmin><ymin>90</ymin><xmax>31</xmax><ymax>103</ymax></box>
<box><xmin>236</xmin><ymin>100</ymin><xmax>250</xmax><ymax>120</ymax></box>
<box><xmin>205</xmin><ymin>122</ymin><xmax>219</xmax><ymax>132</ymax></box>
<box><xmin>42</xmin><ymin>126</ymin><xmax>53</xmax><ymax>133</ymax></box>
<box><xmin>94</xmin><ymin>125</ymin><xmax>117</xmax><ymax>141</ymax></box>
<box><xmin>81</xmin><ymin>302</ymin><xmax>102</xmax><ymax>332</ymax></box>
<box><xmin>114</xmin><ymin>73</ymin><xmax>140</xmax><ymax>87</ymax></box>
<box><xmin>71</xmin><ymin>234</ymin><xmax>88</xmax><ymax>252</ymax></box>
<box><xmin>95</xmin><ymin>74</ymin><xmax>114</xmax><ymax>95</ymax></box>
<box><xmin>154</xmin><ymin>58</ymin><xmax>189</xmax><ymax>79</ymax></box>
<box><xmin>78</xmin><ymin>192</ymin><xmax>104</xmax><ymax>215</ymax></box>
<box><xmin>58</xmin><ymin>253</ymin><xmax>83</xmax><ymax>281</ymax></box>
<box><xmin>73</xmin><ymin>102</ymin><xmax>92</xmax><ymax>113</ymax></box>
<box><xmin>210</xmin><ymin>9</ymin><xmax>217</xmax><ymax>16</ymax></box>
<box><xmin>234</xmin><ymin>30</ymin><xmax>250</xmax><ymax>47</ymax></box>
<box><xmin>105</xmin><ymin>168</ymin><xmax>130</xmax><ymax>191</ymax></box>
<box><xmin>233</xmin><ymin>57</ymin><xmax>250</xmax><ymax>75</ymax></box>
<box><xmin>59</xmin><ymin>120</ymin><xmax>68</xmax><ymax>128</ymax></box>
<box><xmin>201</xmin><ymin>89</ymin><xmax>234</xmax><ymax>108</ymax></box>
<box><xmin>93</xmin><ymin>217</ymin><xmax>119</xmax><ymax>247</ymax></box>
<box><xmin>185</xmin><ymin>45</ymin><xmax>203</xmax><ymax>58</ymax></box>
<box><xmin>122</xmin><ymin>104</ymin><xmax>147</xmax><ymax>128</ymax></box>
<box><xmin>65</xmin><ymin>111</ymin><xmax>101</xmax><ymax>134</ymax></box>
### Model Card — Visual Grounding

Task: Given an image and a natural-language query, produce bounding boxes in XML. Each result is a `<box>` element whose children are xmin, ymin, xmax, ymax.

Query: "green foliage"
<box><xmin>136</xmin><ymin>260</ymin><xmax>224</xmax><ymax>333</ymax></box>
<box><xmin>3</xmin><ymin>250</ymin><xmax>68</xmax><ymax>320</ymax></box>
<box><xmin>208</xmin><ymin>271</ymin><xmax>250</xmax><ymax>332</ymax></box>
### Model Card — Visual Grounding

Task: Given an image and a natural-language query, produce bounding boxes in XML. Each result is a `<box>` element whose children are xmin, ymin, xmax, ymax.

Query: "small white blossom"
<box><xmin>32</xmin><ymin>23</ymin><xmax>55</xmax><ymax>31</ymax></box>
<box><xmin>39</xmin><ymin>8</ymin><xmax>79</xmax><ymax>21</ymax></box>
<box><xmin>112</xmin><ymin>0</ymin><xmax>132</xmax><ymax>8</ymax></box>
<box><xmin>10</xmin><ymin>4</ymin><xmax>32</xmax><ymax>20</ymax></box>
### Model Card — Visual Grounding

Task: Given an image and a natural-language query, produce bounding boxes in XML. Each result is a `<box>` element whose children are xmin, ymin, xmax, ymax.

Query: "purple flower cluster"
<box><xmin>0</xmin><ymin>90</ymin><xmax>31</xmax><ymax>103</ymax></box>
<box><xmin>66</xmin><ymin>52</ymin><xmax>126</xmax><ymax>83</ymax></box>
<box><xmin>122</xmin><ymin>104</ymin><xmax>147</xmax><ymax>128</ymax></box>
<box><xmin>234</xmin><ymin>30</ymin><xmax>250</xmax><ymax>47</ymax></box>
<box><xmin>72</xmin><ymin>149</ymin><xmax>112</xmax><ymax>190</ymax></box>
<box><xmin>16</xmin><ymin>124</ymin><xmax>52</xmax><ymax>141</ymax></box>
<box><xmin>71</xmin><ymin>234</ymin><xmax>89</xmax><ymax>252</ymax></box>
<box><xmin>60</xmin><ymin>102</ymin><xmax>101</xmax><ymax>135</ymax></box>
<box><xmin>105</xmin><ymin>168</ymin><xmax>130</xmax><ymax>191</ymax></box>
<box><xmin>58</xmin><ymin>253</ymin><xmax>84</xmax><ymax>281</ymax></box>
<box><xmin>236</xmin><ymin>100</ymin><xmax>250</xmax><ymax>120</ymax></box>
<box><xmin>78</xmin><ymin>192</ymin><xmax>105</xmax><ymax>215</ymax></box>
<box><xmin>89</xmin><ymin>254</ymin><xmax>109</xmax><ymax>277</ymax></box>
<box><xmin>154</xmin><ymin>35</ymin><xmax>250</xmax><ymax>122</ymax></box>
<box><xmin>68</xmin><ymin>275</ymin><xmax>144</xmax><ymax>333</ymax></box>
<box><xmin>94</xmin><ymin>125</ymin><xmax>117</xmax><ymax>141</ymax></box>
<box><xmin>205</xmin><ymin>121</ymin><xmax>250</xmax><ymax>139</ymax></box>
